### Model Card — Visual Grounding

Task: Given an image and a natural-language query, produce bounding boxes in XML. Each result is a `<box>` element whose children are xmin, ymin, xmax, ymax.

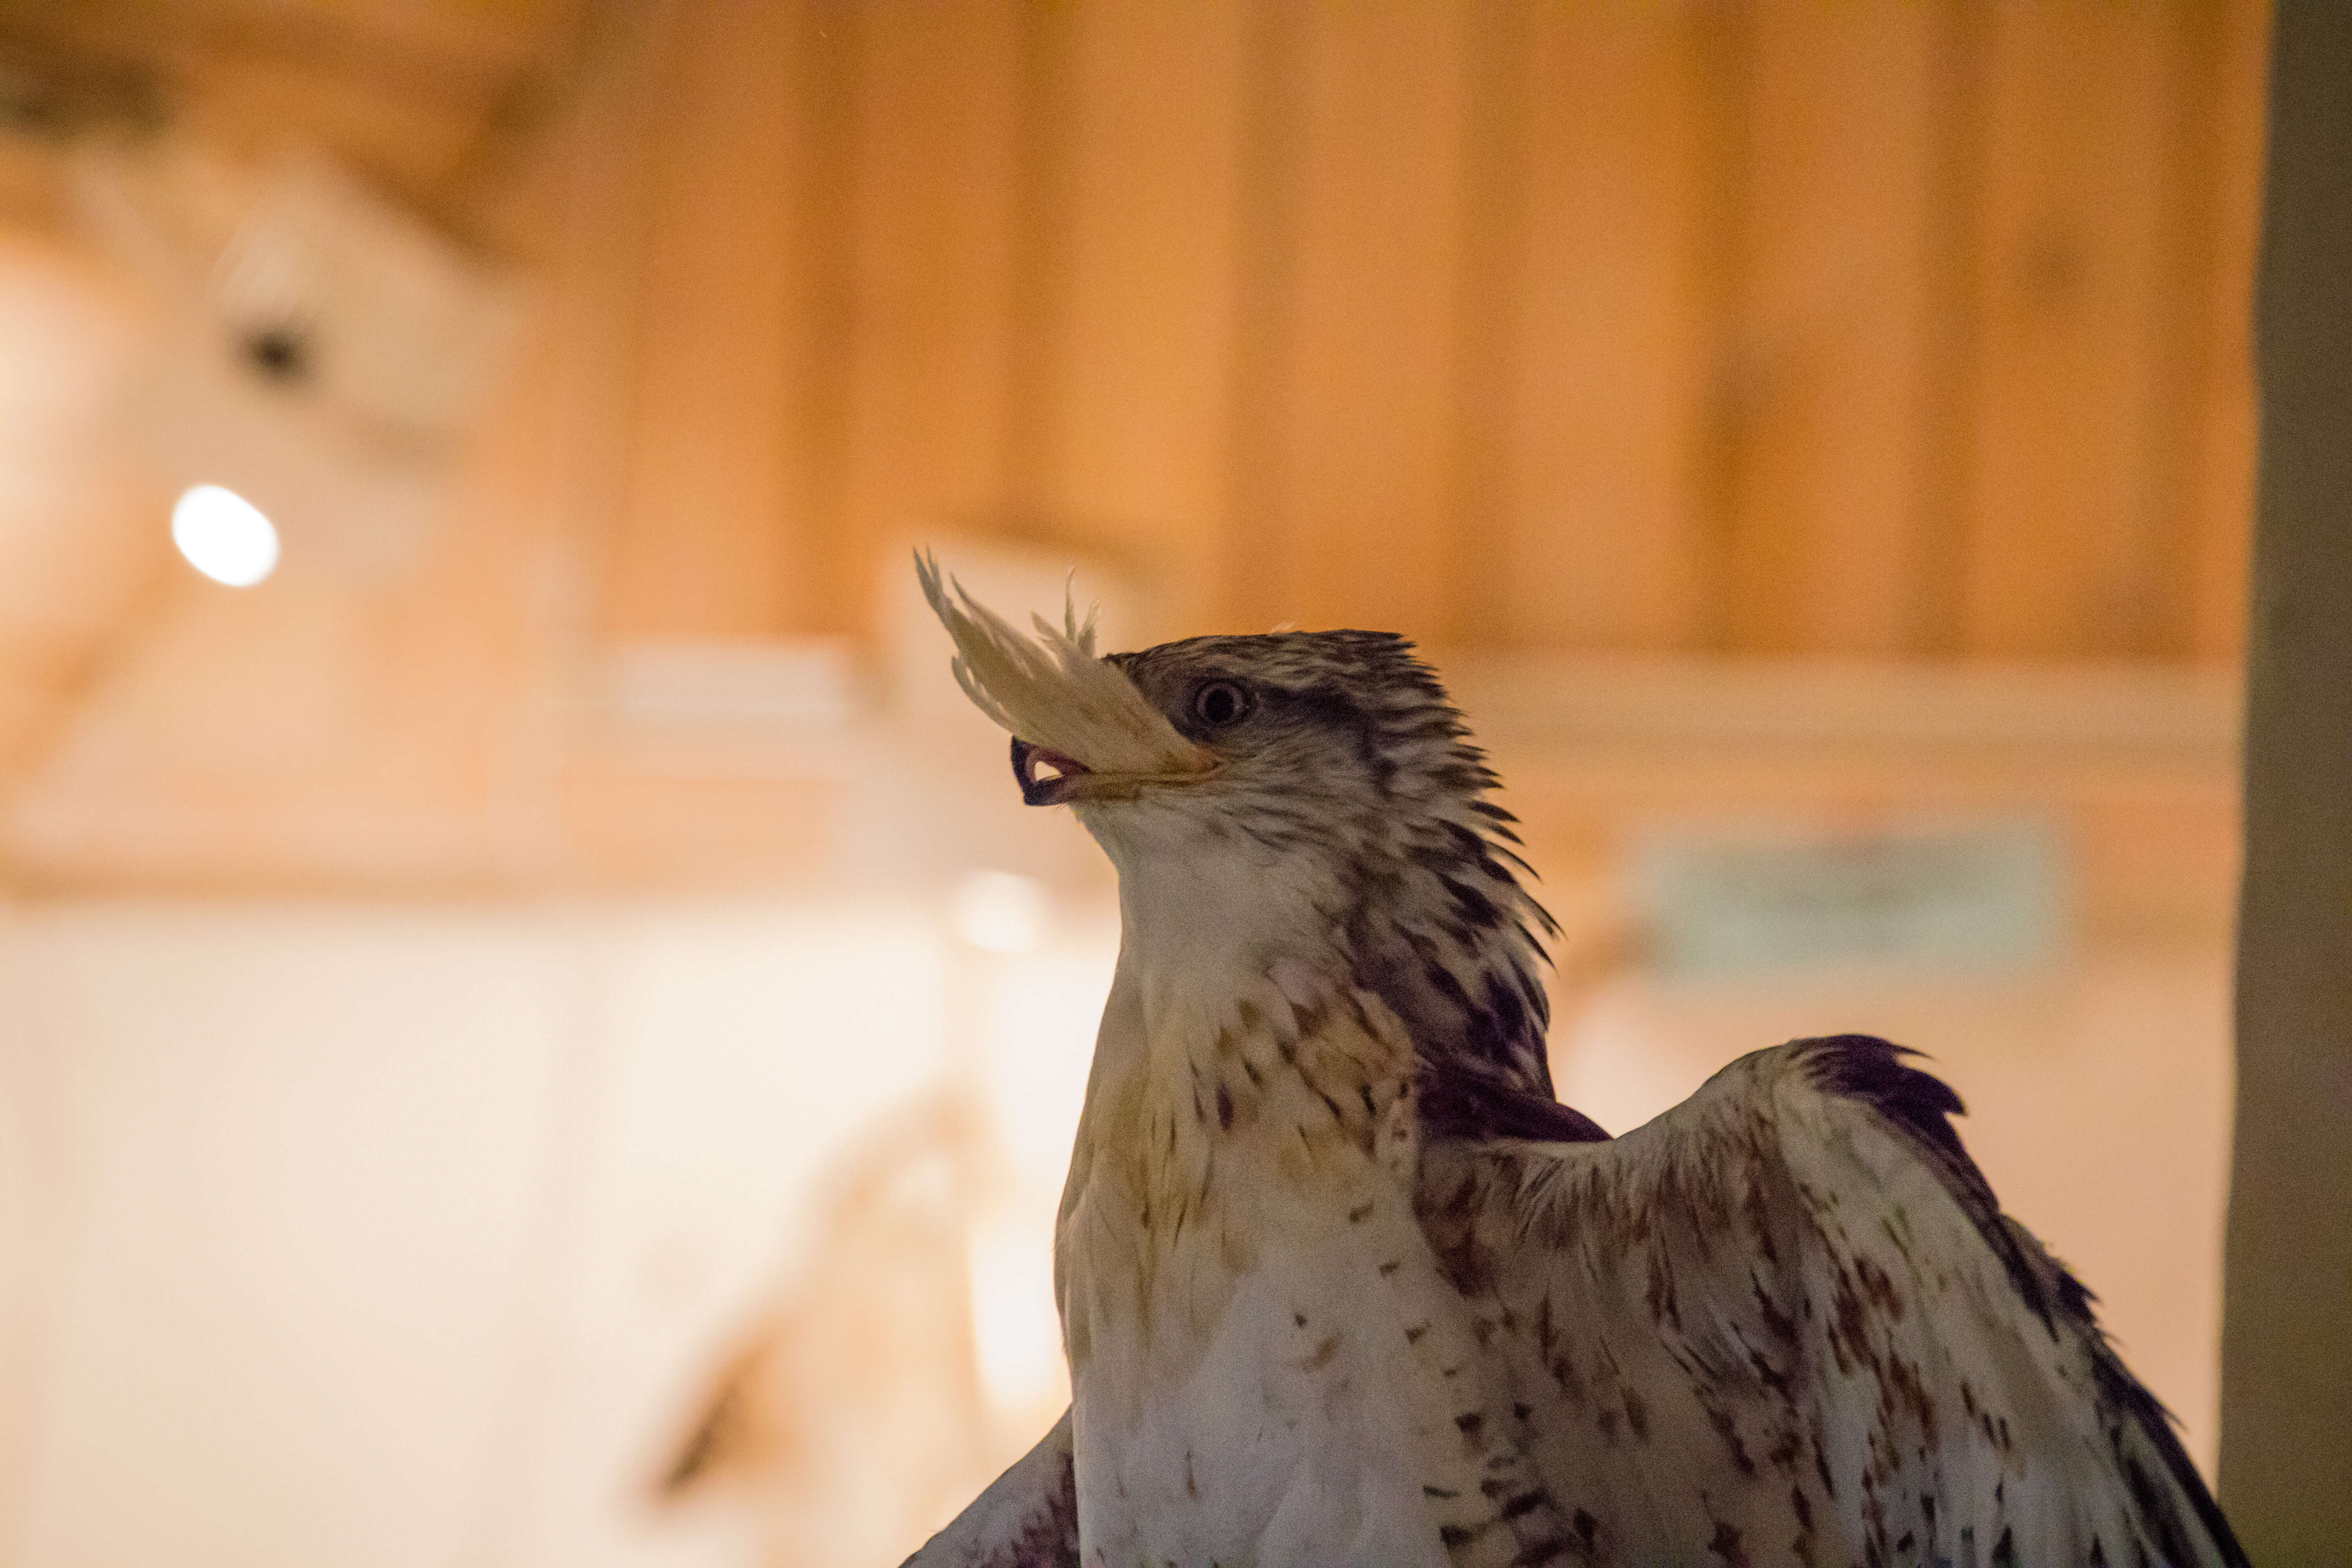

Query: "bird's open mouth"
<box><xmin>1012</xmin><ymin>737</ymin><xmax>1092</xmax><ymax>807</ymax></box>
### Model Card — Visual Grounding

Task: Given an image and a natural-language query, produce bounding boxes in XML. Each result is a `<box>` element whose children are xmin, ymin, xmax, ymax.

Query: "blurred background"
<box><xmin>0</xmin><ymin>2</ymin><xmax>2270</xmax><ymax>1565</ymax></box>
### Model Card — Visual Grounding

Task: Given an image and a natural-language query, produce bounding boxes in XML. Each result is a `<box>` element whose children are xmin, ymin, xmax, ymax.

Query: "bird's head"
<box><xmin>919</xmin><ymin>552</ymin><xmax>1565</xmax><ymax>1110</ymax></box>
<box><xmin>917</xmin><ymin>554</ymin><xmax>1510</xmax><ymax>861</ymax></box>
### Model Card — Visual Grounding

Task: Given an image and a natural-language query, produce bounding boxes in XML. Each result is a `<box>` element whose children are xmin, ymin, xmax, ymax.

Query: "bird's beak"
<box><xmin>918</xmin><ymin>552</ymin><xmax>1219</xmax><ymax>807</ymax></box>
<box><xmin>1009</xmin><ymin>736</ymin><xmax>1210</xmax><ymax>807</ymax></box>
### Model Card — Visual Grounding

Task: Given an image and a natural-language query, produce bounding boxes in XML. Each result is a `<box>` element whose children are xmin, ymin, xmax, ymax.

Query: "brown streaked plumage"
<box><xmin>905</xmin><ymin>559</ymin><xmax>2245</xmax><ymax>1568</ymax></box>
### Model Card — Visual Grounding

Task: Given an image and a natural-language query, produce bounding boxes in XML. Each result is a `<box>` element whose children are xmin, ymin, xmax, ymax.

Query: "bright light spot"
<box><xmin>967</xmin><ymin>1214</ymin><xmax>1068</xmax><ymax>1419</ymax></box>
<box><xmin>171</xmin><ymin>484</ymin><xmax>279</xmax><ymax>586</ymax></box>
<box><xmin>951</xmin><ymin>870</ymin><xmax>1048</xmax><ymax>954</ymax></box>
<box><xmin>985</xmin><ymin>937</ymin><xmax>1116</xmax><ymax>1192</ymax></box>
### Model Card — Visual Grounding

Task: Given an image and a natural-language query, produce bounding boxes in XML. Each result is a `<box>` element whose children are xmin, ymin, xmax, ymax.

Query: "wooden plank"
<box><xmin>785</xmin><ymin>0</ymin><xmax>858</xmax><ymax>637</ymax></box>
<box><xmin>607</xmin><ymin>0</ymin><xmax>804</xmax><ymax>638</ymax></box>
<box><xmin>1220</xmin><ymin>0</ymin><xmax>1305</xmax><ymax>635</ymax></box>
<box><xmin>1498</xmin><ymin>1</ymin><xmax>1718</xmax><ymax>652</ymax></box>
<box><xmin>177</xmin><ymin>50</ymin><xmax>492</xmax><ymax>211</ymax></box>
<box><xmin>999</xmin><ymin>0</ymin><xmax>1078</xmax><ymax>532</ymax></box>
<box><xmin>2183</xmin><ymin>0</ymin><xmax>2271</xmax><ymax>662</ymax></box>
<box><xmin>831</xmin><ymin>0</ymin><xmax>1024</xmax><ymax>636</ymax></box>
<box><xmin>1244</xmin><ymin>0</ymin><xmax>1472</xmax><ymax>642</ymax></box>
<box><xmin>1723</xmin><ymin>1</ymin><xmax>1945</xmax><ymax>655</ymax></box>
<box><xmin>1029</xmin><ymin>0</ymin><xmax>1251</xmax><ymax>641</ymax></box>
<box><xmin>1959</xmin><ymin>1</ymin><xmax>2191</xmax><ymax>657</ymax></box>
<box><xmin>2127</xmin><ymin>0</ymin><xmax>2270</xmax><ymax>666</ymax></box>
<box><xmin>1448</xmin><ymin>0</ymin><xmax>1531</xmax><ymax>652</ymax></box>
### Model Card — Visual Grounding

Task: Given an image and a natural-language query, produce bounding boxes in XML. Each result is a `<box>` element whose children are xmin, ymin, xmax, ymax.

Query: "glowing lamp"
<box><xmin>171</xmin><ymin>484</ymin><xmax>279</xmax><ymax>586</ymax></box>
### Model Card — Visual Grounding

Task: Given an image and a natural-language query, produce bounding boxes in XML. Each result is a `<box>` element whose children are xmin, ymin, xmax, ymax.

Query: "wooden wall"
<box><xmin>0</xmin><ymin>0</ymin><xmax>2272</xmax><ymax>893</ymax></box>
<box><xmin>597</xmin><ymin>0</ymin><xmax>2269</xmax><ymax>660</ymax></box>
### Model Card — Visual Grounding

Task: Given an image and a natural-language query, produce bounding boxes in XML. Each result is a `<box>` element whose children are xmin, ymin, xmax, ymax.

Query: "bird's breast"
<box><xmin>1053</xmin><ymin>984</ymin><xmax>1535</xmax><ymax>1566</ymax></box>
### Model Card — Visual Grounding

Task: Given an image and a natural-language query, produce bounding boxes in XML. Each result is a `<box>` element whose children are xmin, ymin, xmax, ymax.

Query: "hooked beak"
<box><xmin>1009</xmin><ymin>736</ymin><xmax>1222</xmax><ymax>807</ymax></box>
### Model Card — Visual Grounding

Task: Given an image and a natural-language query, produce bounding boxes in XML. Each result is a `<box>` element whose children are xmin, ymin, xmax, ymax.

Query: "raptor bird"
<box><xmin>907</xmin><ymin>556</ymin><xmax>2245</xmax><ymax>1568</ymax></box>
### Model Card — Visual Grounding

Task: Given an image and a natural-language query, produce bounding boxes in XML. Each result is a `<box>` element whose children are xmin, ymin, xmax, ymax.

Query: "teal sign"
<box><xmin>1635</xmin><ymin>819</ymin><xmax>2068</xmax><ymax>979</ymax></box>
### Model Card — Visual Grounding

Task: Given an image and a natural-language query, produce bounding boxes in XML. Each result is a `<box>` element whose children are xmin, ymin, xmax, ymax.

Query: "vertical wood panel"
<box><xmin>609</xmin><ymin>0</ymin><xmax>803</xmax><ymax>638</ymax></box>
<box><xmin>2133</xmin><ymin>0</ymin><xmax>2267</xmax><ymax>667</ymax></box>
<box><xmin>495</xmin><ymin>0</ymin><xmax>677</xmax><ymax>854</ymax></box>
<box><xmin>1221</xmin><ymin>0</ymin><xmax>1305</xmax><ymax>636</ymax></box>
<box><xmin>1960</xmin><ymin>2</ymin><xmax>2191</xmax><ymax>657</ymax></box>
<box><xmin>789</xmin><ymin>3</ymin><xmax>859</xmax><ymax>637</ymax></box>
<box><xmin>833</xmin><ymin>0</ymin><xmax>1024</xmax><ymax>632</ymax></box>
<box><xmin>586</xmin><ymin>0</ymin><xmax>2261</xmax><ymax>663</ymax></box>
<box><xmin>1002</xmin><ymin>2</ymin><xmax>1077</xmax><ymax>527</ymax></box>
<box><xmin>1255</xmin><ymin>1</ymin><xmax>1470</xmax><ymax>642</ymax></box>
<box><xmin>1911</xmin><ymin>1</ymin><xmax>1993</xmax><ymax>657</ymax></box>
<box><xmin>1725</xmin><ymin>2</ymin><xmax>1944</xmax><ymax>655</ymax></box>
<box><xmin>1499</xmin><ymin>2</ymin><xmax>1717</xmax><ymax>651</ymax></box>
<box><xmin>1037</xmin><ymin>0</ymin><xmax>1250</xmax><ymax>639</ymax></box>
<box><xmin>2183</xmin><ymin>0</ymin><xmax>2271</xmax><ymax>662</ymax></box>
<box><xmin>1448</xmin><ymin>0</ymin><xmax>1531</xmax><ymax>649</ymax></box>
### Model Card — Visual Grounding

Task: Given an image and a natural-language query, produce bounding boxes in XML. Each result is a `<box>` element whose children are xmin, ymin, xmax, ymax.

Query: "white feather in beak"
<box><xmin>915</xmin><ymin>552</ymin><xmax>1217</xmax><ymax>791</ymax></box>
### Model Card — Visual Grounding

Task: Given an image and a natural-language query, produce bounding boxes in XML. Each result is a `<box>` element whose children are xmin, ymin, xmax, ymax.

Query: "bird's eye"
<box><xmin>1192</xmin><ymin>680</ymin><xmax>1253</xmax><ymax>728</ymax></box>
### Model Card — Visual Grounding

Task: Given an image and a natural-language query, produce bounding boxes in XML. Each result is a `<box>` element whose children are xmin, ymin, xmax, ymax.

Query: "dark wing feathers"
<box><xmin>1802</xmin><ymin>1035</ymin><xmax>2082</xmax><ymax>1336</ymax></box>
<box><xmin>1420</xmin><ymin>1057</ymin><xmax>1613</xmax><ymax>1145</ymax></box>
<box><xmin>1813</xmin><ymin>1036</ymin><xmax>2247</xmax><ymax>1565</ymax></box>
<box><xmin>1804</xmin><ymin>1034</ymin><xmax>1972</xmax><ymax>1171</ymax></box>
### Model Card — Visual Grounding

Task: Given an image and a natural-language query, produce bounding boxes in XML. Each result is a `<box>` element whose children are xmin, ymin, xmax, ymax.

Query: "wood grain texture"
<box><xmin>2181</xmin><ymin>0</ymin><xmax>2271</xmax><ymax>662</ymax></box>
<box><xmin>1253</xmin><ymin>0</ymin><xmax>1472</xmax><ymax>644</ymax></box>
<box><xmin>608</xmin><ymin>0</ymin><xmax>802</xmax><ymax>637</ymax></box>
<box><xmin>0</xmin><ymin>0</ymin><xmax>2278</xmax><ymax>890</ymax></box>
<box><xmin>1959</xmin><ymin>0</ymin><xmax>2193</xmax><ymax>657</ymax></box>
<box><xmin>835</xmin><ymin>0</ymin><xmax>1025</xmax><ymax>629</ymax></box>
<box><xmin>1724</xmin><ymin>1</ymin><xmax>1944</xmax><ymax>655</ymax></box>
<box><xmin>1445</xmin><ymin>0</ymin><xmax>1530</xmax><ymax>650</ymax></box>
<box><xmin>552</xmin><ymin>0</ymin><xmax>2272</xmax><ymax>658</ymax></box>
<box><xmin>1497</xmin><ymin>1</ymin><xmax>1717</xmax><ymax>652</ymax></box>
<box><xmin>1034</xmin><ymin>0</ymin><xmax>1251</xmax><ymax>641</ymax></box>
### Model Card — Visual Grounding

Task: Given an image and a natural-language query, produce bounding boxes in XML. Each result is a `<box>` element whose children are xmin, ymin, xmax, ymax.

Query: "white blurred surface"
<box><xmin>0</xmin><ymin>897</ymin><xmax>1082</xmax><ymax>1568</ymax></box>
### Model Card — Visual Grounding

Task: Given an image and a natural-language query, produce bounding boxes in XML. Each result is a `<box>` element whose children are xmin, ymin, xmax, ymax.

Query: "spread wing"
<box><xmin>900</xmin><ymin>1410</ymin><xmax>1079</xmax><ymax>1568</ymax></box>
<box><xmin>1417</xmin><ymin>1034</ymin><xmax>2245</xmax><ymax>1568</ymax></box>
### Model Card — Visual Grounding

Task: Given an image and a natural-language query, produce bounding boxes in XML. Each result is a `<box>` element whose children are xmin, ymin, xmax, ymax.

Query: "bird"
<box><xmin>905</xmin><ymin>555</ymin><xmax>2246</xmax><ymax>1568</ymax></box>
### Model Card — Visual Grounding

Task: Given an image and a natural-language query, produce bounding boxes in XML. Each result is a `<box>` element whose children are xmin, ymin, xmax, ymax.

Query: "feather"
<box><xmin>900</xmin><ymin>1412</ymin><xmax>1079</xmax><ymax>1568</ymax></box>
<box><xmin>914</xmin><ymin>551</ymin><xmax>1211</xmax><ymax>782</ymax></box>
<box><xmin>1408</xmin><ymin>1036</ymin><xmax>2249</xmax><ymax>1568</ymax></box>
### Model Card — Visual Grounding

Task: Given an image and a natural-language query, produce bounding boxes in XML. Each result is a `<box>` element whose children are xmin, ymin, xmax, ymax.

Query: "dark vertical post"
<box><xmin>2220</xmin><ymin>0</ymin><xmax>2352</xmax><ymax>1553</ymax></box>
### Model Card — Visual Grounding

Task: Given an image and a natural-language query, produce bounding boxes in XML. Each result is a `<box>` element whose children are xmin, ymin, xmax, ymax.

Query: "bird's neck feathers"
<box><xmin>1081</xmin><ymin>795</ymin><xmax>1563</xmax><ymax>1136</ymax></box>
<box><xmin>1094</xmin><ymin>814</ymin><xmax>1348</xmax><ymax>1024</ymax></box>
<box><xmin>1057</xmin><ymin>831</ymin><xmax>1429</xmax><ymax>1387</ymax></box>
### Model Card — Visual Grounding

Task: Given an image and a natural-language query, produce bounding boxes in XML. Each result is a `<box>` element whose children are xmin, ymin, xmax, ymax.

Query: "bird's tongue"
<box><xmin>1012</xmin><ymin>738</ymin><xmax>1091</xmax><ymax>807</ymax></box>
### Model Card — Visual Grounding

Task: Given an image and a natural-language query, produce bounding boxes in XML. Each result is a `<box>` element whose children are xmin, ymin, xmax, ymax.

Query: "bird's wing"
<box><xmin>900</xmin><ymin>1409</ymin><xmax>1079</xmax><ymax>1568</ymax></box>
<box><xmin>1416</xmin><ymin>1034</ymin><xmax>2245</xmax><ymax>1568</ymax></box>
